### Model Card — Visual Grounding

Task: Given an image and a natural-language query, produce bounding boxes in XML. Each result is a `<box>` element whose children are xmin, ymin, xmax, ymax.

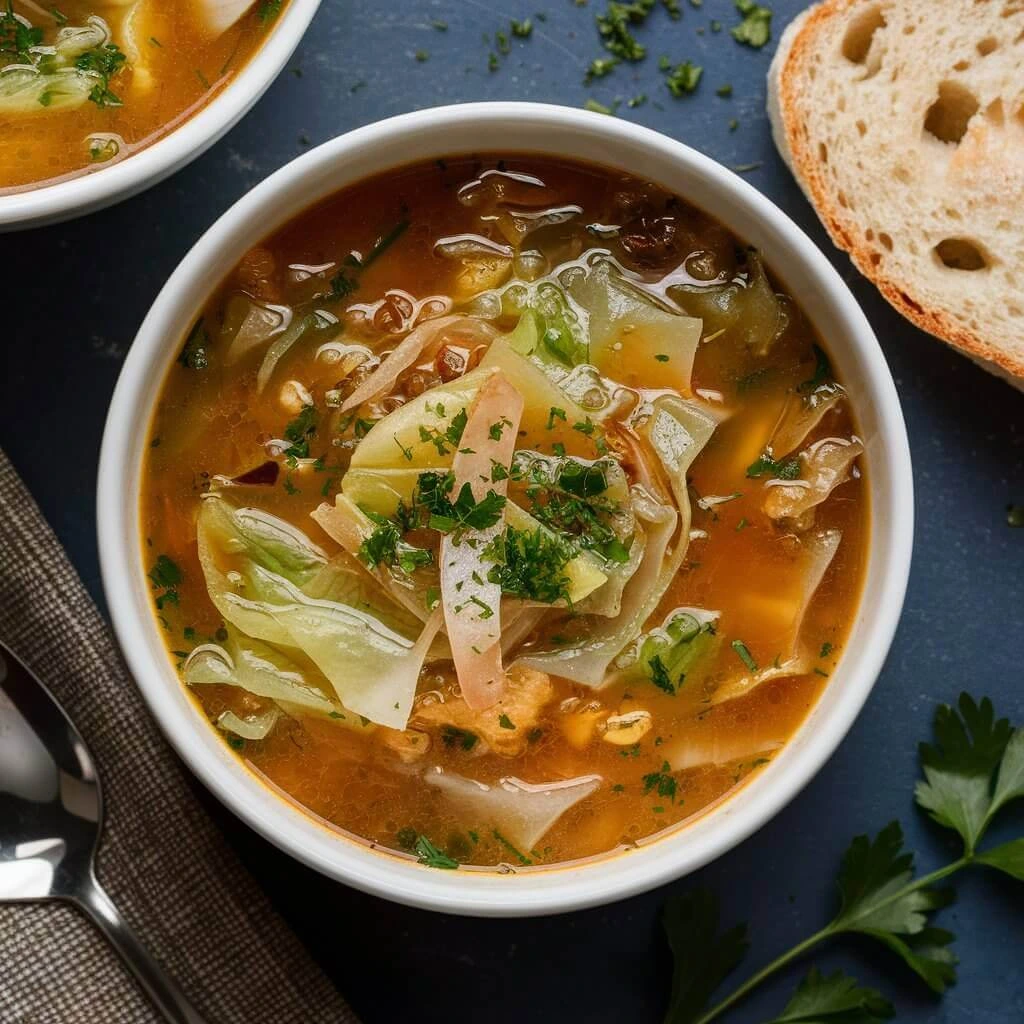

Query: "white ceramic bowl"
<box><xmin>0</xmin><ymin>0</ymin><xmax>322</xmax><ymax>232</ymax></box>
<box><xmin>98</xmin><ymin>102</ymin><xmax>914</xmax><ymax>917</ymax></box>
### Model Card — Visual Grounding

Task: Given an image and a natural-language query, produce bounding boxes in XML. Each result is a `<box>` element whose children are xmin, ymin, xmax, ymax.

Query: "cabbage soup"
<box><xmin>1</xmin><ymin>0</ymin><xmax>287</xmax><ymax>192</ymax></box>
<box><xmin>141</xmin><ymin>155</ymin><xmax>869</xmax><ymax>871</ymax></box>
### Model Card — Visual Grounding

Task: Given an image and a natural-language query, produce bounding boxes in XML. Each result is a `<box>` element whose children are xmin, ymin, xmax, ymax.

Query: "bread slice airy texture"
<box><xmin>768</xmin><ymin>0</ymin><xmax>1024</xmax><ymax>384</ymax></box>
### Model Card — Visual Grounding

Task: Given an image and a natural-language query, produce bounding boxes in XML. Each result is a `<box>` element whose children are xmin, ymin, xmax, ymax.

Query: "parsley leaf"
<box><xmin>915</xmin><ymin>694</ymin><xmax>1021</xmax><ymax>853</ymax></box>
<box><xmin>765</xmin><ymin>968</ymin><xmax>893</xmax><ymax>1023</ymax></box>
<box><xmin>662</xmin><ymin>891</ymin><xmax>749</xmax><ymax>1024</ymax></box>
<box><xmin>832</xmin><ymin>822</ymin><xmax>957</xmax><ymax>993</ymax></box>
<box><xmin>976</xmin><ymin>837</ymin><xmax>1024</xmax><ymax>881</ymax></box>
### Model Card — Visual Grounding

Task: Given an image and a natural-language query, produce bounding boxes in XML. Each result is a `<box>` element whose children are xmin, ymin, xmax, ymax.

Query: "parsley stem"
<box><xmin>693</xmin><ymin>855</ymin><xmax>972</xmax><ymax>1024</ymax></box>
<box><xmin>693</xmin><ymin>928</ymin><xmax>831</xmax><ymax>1024</ymax></box>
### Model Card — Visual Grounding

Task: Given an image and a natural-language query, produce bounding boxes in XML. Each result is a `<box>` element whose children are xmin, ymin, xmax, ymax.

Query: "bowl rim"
<box><xmin>98</xmin><ymin>101</ymin><xmax>914</xmax><ymax>917</ymax></box>
<box><xmin>0</xmin><ymin>0</ymin><xmax>323</xmax><ymax>231</ymax></box>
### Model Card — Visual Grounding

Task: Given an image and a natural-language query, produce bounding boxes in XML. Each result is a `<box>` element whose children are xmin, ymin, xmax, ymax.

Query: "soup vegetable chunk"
<box><xmin>0</xmin><ymin>0</ymin><xmax>286</xmax><ymax>191</ymax></box>
<box><xmin>142</xmin><ymin>156</ymin><xmax>868</xmax><ymax>870</ymax></box>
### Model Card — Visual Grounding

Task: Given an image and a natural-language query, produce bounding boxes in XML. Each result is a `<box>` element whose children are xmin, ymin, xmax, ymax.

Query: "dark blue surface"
<box><xmin>2</xmin><ymin>1</ymin><xmax>1023</xmax><ymax>1021</ymax></box>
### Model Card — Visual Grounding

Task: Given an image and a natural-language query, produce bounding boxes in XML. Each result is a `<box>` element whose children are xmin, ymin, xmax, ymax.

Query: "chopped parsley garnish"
<box><xmin>1</xmin><ymin>4</ymin><xmax>42</xmax><ymax>63</ymax></box>
<box><xmin>510</xmin><ymin>454</ymin><xmax>626</xmax><ymax>563</ymax></box>
<box><xmin>414</xmin><ymin>49</ymin><xmax>429</xmax><ymax>62</ymax></box>
<box><xmin>642</xmin><ymin>761</ymin><xmax>678</xmax><ymax>802</ymax></box>
<box><xmin>546</xmin><ymin>406</ymin><xmax>567</xmax><ymax>430</ymax></box>
<box><xmin>731</xmin><ymin>0</ymin><xmax>772</xmax><ymax>48</ymax></box>
<box><xmin>76</xmin><ymin>42</ymin><xmax>128</xmax><ymax>107</ymax></box>
<box><xmin>510</xmin><ymin>18</ymin><xmax>532</xmax><ymax>37</ymax></box>
<box><xmin>149</xmin><ymin>554</ymin><xmax>181</xmax><ymax>610</ymax></box>
<box><xmin>820</xmin><ymin>641</ymin><xmax>834</xmax><ymax>659</ymax></box>
<box><xmin>417</xmin><ymin>407</ymin><xmax>468</xmax><ymax>455</ymax></box>
<box><xmin>746</xmin><ymin>452</ymin><xmax>801</xmax><ymax>480</ymax></box>
<box><xmin>410</xmin><ymin>471</ymin><xmax>506</xmax><ymax>536</ymax></box>
<box><xmin>177</xmin><ymin>319</ymin><xmax>209</xmax><ymax>370</ymax></box>
<box><xmin>482</xmin><ymin>526</ymin><xmax>574</xmax><ymax>605</ymax></box>
<box><xmin>413</xmin><ymin>835</ymin><xmax>459</xmax><ymax>869</ymax></box>
<box><xmin>1008</xmin><ymin>504</ymin><xmax>1024</xmax><ymax>528</ymax></box>
<box><xmin>282</xmin><ymin>404</ymin><xmax>317</xmax><ymax>463</ymax></box>
<box><xmin>731</xmin><ymin>638</ymin><xmax>758</xmax><ymax>672</ymax></box>
<box><xmin>358</xmin><ymin>510</ymin><xmax>433</xmax><ymax>575</ymax></box>
<box><xmin>716</xmin><ymin>83</ymin><xmax>733</xmax><ymax>97</ymax></box>
<box><xmin>498</xmin><ymin>713</ymin><xmax>516</xmax><ymax>730</ymax></box>
<box><xmin>664</xmin><ymin>60</ymin><xmax>702</xmax><ymax>97</ymax></box>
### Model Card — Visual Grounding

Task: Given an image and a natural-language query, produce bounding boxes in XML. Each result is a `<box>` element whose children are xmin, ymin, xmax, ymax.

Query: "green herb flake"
<box><xmin>413</xmin><ymin>834</ymin><xmax>459</xmax><ymax>869</ymax></box>
<box><xmin>731</xmin><ymin>639</ymin><xmax>758</xmax><ymax>672</ymax></box>
<box><xmin>747</xmin><ymin>452</ymin><xmax>801</xmax><ymax>480</ymax></box>
<box><xmin>664</xmin><ymin>60</ymin><xmax>703</xmax><ymax>97</ymax></box>
<box><xmin>498</xmin><ymin>713</ymin><xmax>516</xmax><ymax>730</ymax></box>
<box><xmin>731</xmin><ymin>0</ymin><xmax>772</xmax><ymax>48</ymax></box>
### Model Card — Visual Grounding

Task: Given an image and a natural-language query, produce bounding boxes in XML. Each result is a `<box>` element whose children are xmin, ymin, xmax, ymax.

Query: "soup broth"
<box><xmin>0</xmin><ymin>0</ymin><xmax>287</xmax><ymax>192</ymax></box>
<box><xmin>141</xmin><ymin>155</ymin><xmax>869</xmax><ymax>870</ymax></box>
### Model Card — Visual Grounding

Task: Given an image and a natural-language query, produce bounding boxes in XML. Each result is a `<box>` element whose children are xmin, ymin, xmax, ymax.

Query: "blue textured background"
<box><xmin>2</xmin><ymin>1</ymin><xmax>1022</xmax><ymax>1020</ymax></box>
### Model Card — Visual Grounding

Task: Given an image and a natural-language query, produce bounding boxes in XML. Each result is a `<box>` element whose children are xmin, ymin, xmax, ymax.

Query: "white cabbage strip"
<box><xmin>425</xmin><ymin>770</ymin><xmax>602</xmax><ymax>851</ymax></box>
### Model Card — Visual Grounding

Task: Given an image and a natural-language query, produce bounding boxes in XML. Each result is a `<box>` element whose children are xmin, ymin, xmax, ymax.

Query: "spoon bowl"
<box><xmin>0</xmin><ymin>640</ymin><xmax>205</xmax><ymax>1023</ymax></box>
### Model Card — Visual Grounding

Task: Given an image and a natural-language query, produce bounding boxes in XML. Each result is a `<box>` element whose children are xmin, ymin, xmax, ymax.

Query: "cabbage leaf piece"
<box><xmin>197</xmin><ymin>494</ymin><xmax>439</xmax><ymax>728</ymax></box>
<box><xmin>614</xmin><ymin>607</ymin><xmax>721</xmax><ymax>693</ymax></box>
<box><xmin>763</xmin><ymin>438</ymin><xmax>863</xmax><ymax>532</ymax></box>
<box><xmin>424</xmin><ymin>770</ymin><xmax>602</xmax><ymax>851</ymax></box>
<box><xmin>567</xmin><ymin>259</ymin><xmax>702</xmax><ymax>397</ymax></box>
<box><xmin>0</xmin><ymin>15</ymin><xmax>114</xmax><ymax>115</ymax></box>
<box><xmin>669</xmin><ymin>250</ymin><xmax>791</xmax><ymax>356</ymax></box>
<box><xmin>710</xmin><ymin>528</ymin><xmax>842</xmax><ymax>706</ymax></box>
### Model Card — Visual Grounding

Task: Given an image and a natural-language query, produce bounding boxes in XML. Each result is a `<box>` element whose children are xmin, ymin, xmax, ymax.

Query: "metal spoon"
<box><xmin>0</xmin><ymin>640</ymin><xmax>206</xmax><ymax>1024</ymax></box>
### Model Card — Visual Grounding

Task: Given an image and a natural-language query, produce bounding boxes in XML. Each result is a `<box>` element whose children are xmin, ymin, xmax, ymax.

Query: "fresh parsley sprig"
<box><xmin>661</xmin><ymin>694</ymin><xmax>1024</xmax><ymax>1023</ymax></box>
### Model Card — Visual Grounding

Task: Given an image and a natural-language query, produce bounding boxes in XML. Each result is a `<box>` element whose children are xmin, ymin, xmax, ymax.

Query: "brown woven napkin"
<box><xmin>0</xmin><ymin>449</ymin><xmax>360</xmax><ymax>1024</ymax></box>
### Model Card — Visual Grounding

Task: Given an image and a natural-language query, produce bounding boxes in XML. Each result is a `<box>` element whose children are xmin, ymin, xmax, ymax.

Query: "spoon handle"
<box><xmin>77</xmin><ymin>872</ymin><xmax>208</xmax><ymax>1024</ymax></box>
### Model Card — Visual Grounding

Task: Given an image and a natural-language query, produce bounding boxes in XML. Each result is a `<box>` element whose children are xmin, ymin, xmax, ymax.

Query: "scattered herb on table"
<box><xmin>731</xmin><ymin>0</ymin><xmax>772</xmax><ymax>49</ymax></box>
<box><xmin>664</xmin><ymin>60</ymin><xmax>702</xmax><ymax>97</ymax></box>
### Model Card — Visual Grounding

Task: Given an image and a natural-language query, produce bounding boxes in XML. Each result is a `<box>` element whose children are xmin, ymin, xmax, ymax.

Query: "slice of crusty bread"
<box><xmin>768</xmin><ymin>0</ymin><xmax>1024</xmax><ymax>385</ymax></box>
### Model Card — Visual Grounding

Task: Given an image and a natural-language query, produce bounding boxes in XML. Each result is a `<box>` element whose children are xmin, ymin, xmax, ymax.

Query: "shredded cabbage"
<box><xmin>197</xmin><ymin>494</ymin><xmax>440</xmax><ymax>728</ymax></box>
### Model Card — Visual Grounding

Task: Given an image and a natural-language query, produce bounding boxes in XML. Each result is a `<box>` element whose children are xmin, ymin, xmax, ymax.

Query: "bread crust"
<box><xmin>771</xmin><ymin>0</ymin><xmax>1024</xmax><ymax>384</ymax></box>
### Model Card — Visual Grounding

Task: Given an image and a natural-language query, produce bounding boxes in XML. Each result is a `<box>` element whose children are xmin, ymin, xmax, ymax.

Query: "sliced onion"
<box><xmin>441</xmin><ymin>370</ymin><xmax>524</xmax><ymax>710</ymax></box>
<box><xmin>341</xmin><ymin>315</ymin><xmax>495</xmax><ymax>413</ymax></box>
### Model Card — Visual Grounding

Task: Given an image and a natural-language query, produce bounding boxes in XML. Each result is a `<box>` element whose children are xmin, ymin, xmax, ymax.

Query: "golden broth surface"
<box><xmin>141</xmin><ymin>155</ymin><xmax>869</xmax><ymax>870</ymax></box>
